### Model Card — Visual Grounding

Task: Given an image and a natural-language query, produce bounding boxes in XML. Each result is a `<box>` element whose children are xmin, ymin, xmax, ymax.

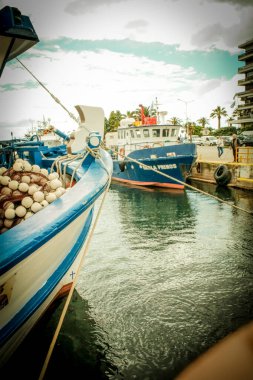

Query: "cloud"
<box><xmin>125</xmin><ymin>19</ymin><xmax>149</xmax><ymax>29</ymax></box>
<box><xmin>64</xmin><ymin>0</ymin><xmax>125</xmax><ymax>14</ymax></box>
<box><xmin>32</xmin><ymin>37</ymin><xmax>239</xmax><ymax>80</ymax></box>
<box><xmin>191</xmin><ymin>9</ymin><xmax>253</xmax><ymax>52</ymax></box>
<box><xmin>0</xmin><ymin>80</ymin><xmax>39</xmax><ymax>92</ymax></box>
<box><xmin>210</xmin><ymin>0</ymin><xmax>253</xmax><ymax>6</ymax></box>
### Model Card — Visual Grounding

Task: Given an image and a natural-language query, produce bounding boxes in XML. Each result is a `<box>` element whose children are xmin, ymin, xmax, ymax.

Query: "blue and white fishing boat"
<box><xmin>110</xmin><ymin>104</ymin><xmax>197</xmax><ymax>189</ymax></box>
<box><xmin>0</xmin><ymin>6</ymin><xmax>112</xmax><ymax>366</ymax></box>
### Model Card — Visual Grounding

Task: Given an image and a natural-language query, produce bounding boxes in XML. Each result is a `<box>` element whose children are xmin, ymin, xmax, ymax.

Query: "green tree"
<box><xmin>104</xmin><ymin>117</ymin><xmax>110</xmax><ymax>134</ymax></box>
<box><xmin>170</xmin><ymin>116</ymin><xmax>182</xmax><ymax>125</ymax></box>
<box><xmin>107</xmin><ymin>110</ymin><xmax>123</xmax><ymax>131</ymax></box>
<box><xmin>210</xmin><ymin>106</ymin><xmax>228</xmax><ymax>129</ymax></box>
<box><xmin>122</xmin><ymin>110</ymin><xmax>136</xmax><ymax>119</ymax></box>
<box><xmin>197</xmin><ymin>117</ymin><xmax>209</xmax><ymax>129</ymax></box>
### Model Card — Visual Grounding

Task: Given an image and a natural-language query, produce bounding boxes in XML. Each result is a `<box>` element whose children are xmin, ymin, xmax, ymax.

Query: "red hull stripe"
<box><xmin>112</xmin><ymin>177</ymin><xmax>184</xmax><ymax>189</ymax></box>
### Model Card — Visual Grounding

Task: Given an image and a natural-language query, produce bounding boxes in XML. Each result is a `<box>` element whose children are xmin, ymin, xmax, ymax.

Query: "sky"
<box><xmin>0</xmin><ymin>0</ymin><xmax>252</xmax><ymax>139</ymax></box>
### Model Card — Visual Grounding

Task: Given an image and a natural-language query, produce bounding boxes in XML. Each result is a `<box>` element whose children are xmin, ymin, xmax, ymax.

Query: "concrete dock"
<box><xmin>189</xmin><ymin>146</ymin><xmax>253</xmax><ymax>190</ymax></box>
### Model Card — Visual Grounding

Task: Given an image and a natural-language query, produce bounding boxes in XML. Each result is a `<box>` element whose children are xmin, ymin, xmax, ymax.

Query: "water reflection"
<box><xmin>110</xmin><ymin>183</ymin><xmax>196</xmax><ymax>250</ymax></box>
<box><xmin>3</xmin><ymin>182</ymin><xmax>253</xmax><ymax>380</ymax></box>
<box><xmin>2</xmin><ymin>290</ymin><xmax>114</xmax><ymax>379</ymax></box>
<box><xmin>189</xmin><ymin>179</ymin><xmax>253</xmax><ymax>213</ymax></box>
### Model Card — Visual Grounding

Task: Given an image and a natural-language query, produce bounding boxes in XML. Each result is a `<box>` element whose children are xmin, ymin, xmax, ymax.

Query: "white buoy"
<box><xmin>23</xmin><ymin>161</ymin><xmax>32</xmax><ymax>172</ymax></box>
<box><xmin>3</xmin><ymin>201</ymin><xmax>15</xmax><ymax>210</ymax></box>
<box><xmin>48</xmin><ymin>172</ymin><xmax>59</xmax><ymax>181</ymax></box>
<box><xmin>0</xmin><ymin>167</ymin><xmax>7</xmax><ymax>175</ymax></box>
<box><xmin>18</xmin><ymin>182</ymin><xmax>29</xmax><ymax>193</ymax></box>
<box><xmin>13</xmin><ymin>162</ymin><xmax>24</xmax><ymax>172</ymax></box>
<box><xmin>5</xmin><ymin>208</ymin><xmax>16</xmax><ymax>219</ymax></box>
<box><xmin>31</xmin><ymin>165</ymin><xmax>41</xmax><ymax>173</ymax></box>
<box><xmin>0</xmin><ymin>176</ymin><xmax>11</xmax><ymax>186</ymax></box>
<box><xmin>40</xmin><ymin>200</ymin><xmax>49</xmax><ymax>207</ymax></box>
<box><xmin>31</xmin><ymin>202</ymin><xmax>43</xmax><ymax>213</ymax></box>
<box><xmin>8</xmin><ymin>180</ymin><xmax>19</xmax><ymax>190</ymax></box>
<box><xmin>45</xmin><ymin>193</ymin><xmax>57</xmax><ymax>203</ymax></box>
<box><xmin>50</xmin><ymin>179</ymin><xmax>62</xmax><ymax>190</ymax></box>
<box><xmin>40</xmin><ymin>168</ymin><xmax>49</xmax><ymax>176</ymax></box>
<box><xmin>1</xmin><ymin>187</ymin><xmax>12</xmax><ymax>195</ymax></box>
<box><xmin>15</xmin><ymin>205</ymin><xmax>27</xmax><ymax>217</ymax></box>
<box><xmin>21</xmin><ymin>197</ymin><xmax>34</xmax><ymax>209</ymax></box>
<box><xmin>33</xmin><ymin>191</ymin><xmax>44</xmax><ymax>202</ymax></box>
<box><xmin>24</xmin><ymin>211</ymin><xmax>34</xmax><ymax>219</ymax></box>
<box><xmin>4</xmin><ymin>219</ymin><xmax>14</xmax><ymax>228</ymax></box>
<box><xmin>28</xmin><ymin>184</ymin><xmax>38</xmax><ymax>195</ymax></box>
<box><xmin>21</xmin><ymin>175</ymin><xmax>31</xmax><ymax>184</ymax></box>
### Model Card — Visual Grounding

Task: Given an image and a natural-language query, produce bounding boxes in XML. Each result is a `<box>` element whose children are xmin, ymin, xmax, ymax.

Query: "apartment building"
<box><xmin>232</xmin><ymin>38</ymin><xmax>253</xmax><ymax>128</ymax></box>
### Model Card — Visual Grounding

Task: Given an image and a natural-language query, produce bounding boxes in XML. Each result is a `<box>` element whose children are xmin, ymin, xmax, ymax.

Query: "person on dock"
<box><xmin>231</xmin><ymin>134</ymin><xmax>239</xmax><ymax>162</ymax></box>
<box><xmin>217</xmin><ymin>136</ymin><xmax>224</xmax><ymax>157</ymax></box>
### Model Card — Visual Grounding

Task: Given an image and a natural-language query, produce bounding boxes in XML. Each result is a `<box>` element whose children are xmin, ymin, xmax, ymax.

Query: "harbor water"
<box><xmin>3</xmin><ymin>181</ymin><xmax>253</xmax><ymax>379</ymax></box>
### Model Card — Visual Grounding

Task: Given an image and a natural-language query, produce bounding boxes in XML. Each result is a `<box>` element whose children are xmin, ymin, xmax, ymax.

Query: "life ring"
<box><xmin>119</xmin><ymin>147</ymin><xmax>125</xmax><ymax>157</ymax></box>
<box><xmin>143</xmin><ymin>145</ymin><xmax>151</xmax><ymax>149</ymax></box>
<box><xmin>214</xmin><ymin>165</ymin><xmax>231</xmax><ymax>186</ymax></box>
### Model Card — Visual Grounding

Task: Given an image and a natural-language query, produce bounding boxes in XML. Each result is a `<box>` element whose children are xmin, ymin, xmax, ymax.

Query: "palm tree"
<box><xmin>210</xmin><ymin>106</ymin><xmax>228</xmax><ymax>129</ymax></box>
<box><xmin>170</xmin><ymin>117</ymin><xmax>182</xmax><ymax>125</ymax></box>
<box><xmin>197</xmin><ymin>117</ymin><xmax>209</xmax><ymax>129</ymax></box>
<box><xmin>122</xmin><ymin>110</ymin><xmax>136</xmax><ymax>119</ymax></box>
<box><xmin>227</xmin><ymin>116</ymin><xmax>234</xmax><ymax>127</ymax></box>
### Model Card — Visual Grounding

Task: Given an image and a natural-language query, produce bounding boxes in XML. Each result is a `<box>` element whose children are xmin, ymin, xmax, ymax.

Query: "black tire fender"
<box><xmin>214</xmin><ymin>165</ymin><xmax>231</xmax><ymax>186</ymax></box>
<box><xmin>119</xmin><ymin>161</ymin><xmax>126</xmax><ymax>172</ymax></box>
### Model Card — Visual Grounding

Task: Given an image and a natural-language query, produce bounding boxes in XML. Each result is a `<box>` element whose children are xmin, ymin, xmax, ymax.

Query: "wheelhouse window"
<box><xmin>171</xmin><ymin>129</ymin><xmax>176</xmax><ymax>137</ymax></box>
<box><xmin>143</xmin><ymin>129</ymin><xmax>150</xmax><ymax>138</ymax></box>
<box><xmin>152</xmin><ymin>129</ymin><xmax>160</xmax><ymax>137</ymax></box>
<box><xmin>135</xmin><ymin>129</ymin><xmax>141</xmax><ymax>138</ymax></box>
<box><xmin>162</xmin><ymin>129</ymin><xmax>170</xmax><ymax>137</ymax></box>
<box><xmin>130</xmin><ymin>130</ymin><xmax>134</xmax><ymax>138</ymax></box>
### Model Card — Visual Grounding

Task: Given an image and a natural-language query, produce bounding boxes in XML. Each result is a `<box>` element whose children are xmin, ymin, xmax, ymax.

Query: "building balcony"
<box><xmin>237</xmin><ymin>104</ymin><xmax>253</xmax><ymax>111</ymax></box>
<box><xmin>238</xmin><ymin>51</ymin><xmax>253</xmax><ymax>61</ymax></box>
<box><xmin>238</xmin><ymin>62</ymin><xmax>253</xmax><ymax>74</ymax></box>
<box><xmin>238</xmin><ymin>78</ymin><xmax>253</xmax><ymax>86</ymax></box>
<box><xmin>238</xmin><ymin>38</ymin><xmax>253</xmax><ymax>50</ymax></box>
<box><xmin>229</xmin><ymin>119</ymin><xmax>253</xmax><ymax>125</ymax></box>
<box><xmin>236</xmin><ymin>89</ymin><xmax>253</xmax><ymax>99</ymax></box>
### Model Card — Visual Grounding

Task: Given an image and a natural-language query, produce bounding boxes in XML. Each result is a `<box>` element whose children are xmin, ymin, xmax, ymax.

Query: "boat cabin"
<box><xmin>116</xmin><ymin>118</ymin><xmax>186</xmax><ymax>157</ymax></box>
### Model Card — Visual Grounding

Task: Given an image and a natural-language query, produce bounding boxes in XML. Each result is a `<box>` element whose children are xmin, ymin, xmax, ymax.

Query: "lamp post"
<box><xmin>177</xmin><ymin>98</ymin><xmax>194</xmax><ymax>123</ymax></box>
<box><xmin>177</xmin><ymin>98</ymin><xmax>194</xmax><ymax>141</ymax></box>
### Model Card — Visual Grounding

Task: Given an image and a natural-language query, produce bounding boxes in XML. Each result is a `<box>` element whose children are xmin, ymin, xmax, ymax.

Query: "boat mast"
<box><xmin>153</xmin><ymin>97</ymin><xmax>161</xmax><ymax>124</ymax></box>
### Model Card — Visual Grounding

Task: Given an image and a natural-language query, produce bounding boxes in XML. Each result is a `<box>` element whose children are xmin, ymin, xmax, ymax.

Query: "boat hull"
<box><xmin>112</xmin><ymin>144</ymin><xmax>197</xmax><ymax>189</ymax></box>
<box><xmin>0</xmin><ymin>150</ymin><xmax>112</xmax><ymax>366</ymax></box>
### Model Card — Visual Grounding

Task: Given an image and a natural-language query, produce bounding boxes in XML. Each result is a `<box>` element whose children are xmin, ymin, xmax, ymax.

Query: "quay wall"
<box><xmin>189</xmin><ymin>146</ymin><xmax>253</xmax><ymax>191</ymax></box>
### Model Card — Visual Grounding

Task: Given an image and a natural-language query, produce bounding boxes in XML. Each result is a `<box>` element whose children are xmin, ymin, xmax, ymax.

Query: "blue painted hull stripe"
<box><xmin>0</xmin><ymin>161</ymin><xmax>109</xmax><ymax>275</ymax></box>
<box><xmin>0</xmin><ymin>208</ymin><xmax>93</xmax><ymax>347</ymax></box>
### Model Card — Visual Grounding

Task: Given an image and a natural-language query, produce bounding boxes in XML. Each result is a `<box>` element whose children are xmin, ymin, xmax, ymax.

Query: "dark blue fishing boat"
<box><xmin>109</xmin><ymin>104</ymin><xmax>197</xmax><ymax>189</ymax></box>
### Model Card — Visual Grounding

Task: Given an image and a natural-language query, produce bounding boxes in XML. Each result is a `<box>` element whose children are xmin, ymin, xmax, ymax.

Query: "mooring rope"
<box><xmin>115</xmin><ymin>151</ymin><xmax>252</xmax><ymax>215</ymax></box>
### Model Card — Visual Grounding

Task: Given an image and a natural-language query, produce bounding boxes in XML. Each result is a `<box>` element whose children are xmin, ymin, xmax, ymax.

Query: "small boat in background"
<box><xmin>0</xmin><ymin>5</ymin><xmax>112</xmax><ymax>366</ymax></box>
<box><xmin>23</xmin><ymin>118</ymin><xmax>67</xmax><ymax>148</ymax></box>
<box><xmin>106</xmin><ymin>103</ymin><xmax>197</xmax><ymax>189</ymax></box>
